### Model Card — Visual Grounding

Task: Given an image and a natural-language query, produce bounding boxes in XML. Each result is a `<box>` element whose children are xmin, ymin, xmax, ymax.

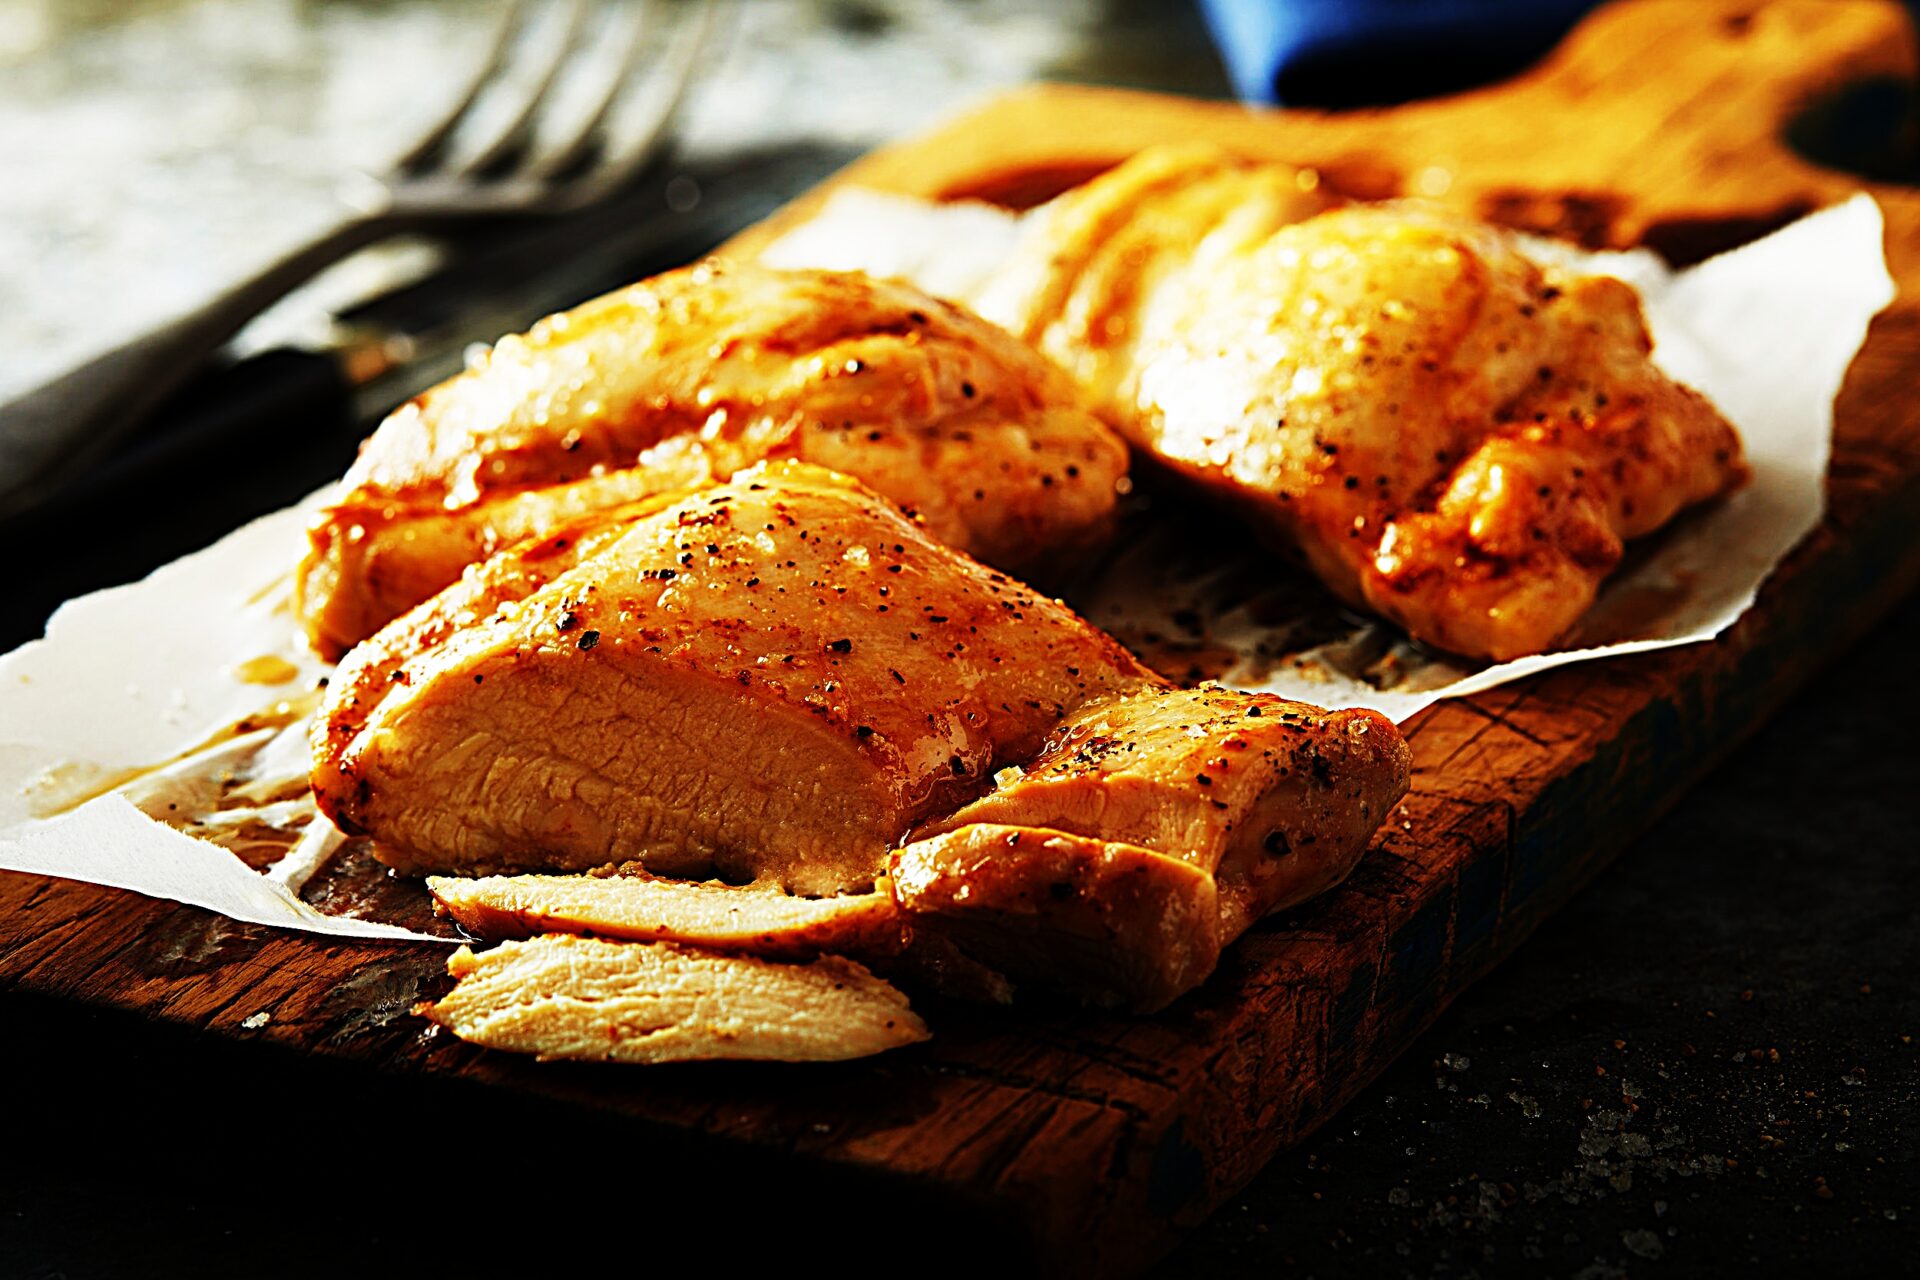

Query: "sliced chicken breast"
<box><xmin>317</xmin><ymin>462</ymin><xmax>1409</xmax><ymax>1009</ymax></box>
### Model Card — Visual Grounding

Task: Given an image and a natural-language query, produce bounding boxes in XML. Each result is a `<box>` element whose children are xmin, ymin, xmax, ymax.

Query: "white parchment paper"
<box><xmin>0</xmin><ymin>491</ymin><xmax>450</xmax><ymax>943</ymax></box>
<box><xmin>0</xmin><ymin>193</ymin><xmax>1893</xmax><ymax>938</ymax></box>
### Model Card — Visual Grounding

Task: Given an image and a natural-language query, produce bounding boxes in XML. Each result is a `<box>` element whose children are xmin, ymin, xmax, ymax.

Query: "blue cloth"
<box><xmin>1199</xmin><ymin>0</ymin><xmax>1602</xmax><ymax>107</ymax></box>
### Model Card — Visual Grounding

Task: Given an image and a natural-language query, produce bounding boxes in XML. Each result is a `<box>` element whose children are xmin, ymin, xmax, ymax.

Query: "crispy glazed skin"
<box><xmin>977</xmin><ymin>144</ymin><xmax>1334</xmax><ymax>406</ymax></box>
<box><xmin>984</xmin><ymin>148</ymin><xmax>1748</xmax><ymax>661</ymax></box>
<box><xmin>316</xmin><ymin>462</ymin><xmax>1409</xmax><ymax>1009</ymax></box>
<box><xmin>297</xmin><ymin>262</ymin><xmax>1129</xmax><ymax>658</ymax></box>
<box><xmin>419</xmin><ymin>935</ymin><xmax>927</xmax><ymax>1064</ymax></box>
<box><xmin>313</xmin><ymin>462</ymin><xmax>1158</xmax><ymax>893</ymax></box>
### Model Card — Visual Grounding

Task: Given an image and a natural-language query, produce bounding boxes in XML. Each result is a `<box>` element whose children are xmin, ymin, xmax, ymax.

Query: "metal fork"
<box><xmin>0</xmin><ymin>0</ymin><xmax>719</xmax><ymax>520</ymax></box>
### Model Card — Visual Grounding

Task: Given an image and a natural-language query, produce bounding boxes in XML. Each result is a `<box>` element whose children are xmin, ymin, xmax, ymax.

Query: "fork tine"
<box><xmin>525</xmin><ymin>1</ymin><xmax>654</xmax><ymax>181</ymax></box>
<box><xmin>454</xmin><ymin>0</ymin><xmax>594</xmax><ymax>179</ymax></box>
<box><xmin>390</xmin><ymin>0</ymin><xmax>526</xmax><ymax>174</ymax></box>
<box><xmin>564</xmin><ymin>0</ymin><xmax>722</xmax><ymax>204</ymax></box>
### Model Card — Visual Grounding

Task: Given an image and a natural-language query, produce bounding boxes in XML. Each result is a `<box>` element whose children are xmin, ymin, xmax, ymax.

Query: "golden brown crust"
<box><xmin>979</xmin><ymin>144</ymin><xmax>1335</xmax><ymax>404</ymax></box>
<box><xmin>983</xmin><ymin>148</ymin><xmax>1748</xmax><ymax>660</ymax></box>
<box><xmin>297</xmin><ymin>262</ymin><xmax>1128</xmax><ymax>657</ymax></box>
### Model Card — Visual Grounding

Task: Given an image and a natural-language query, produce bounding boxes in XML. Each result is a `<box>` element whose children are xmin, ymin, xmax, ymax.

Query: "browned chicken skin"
<box><xmin>315</xmin><ymin>462</ymin><xmax>1408</xmax><ymax>1009</ymax></box>
<box><xmin>984</xmin><ymin>147</ymin><xmax>1748</xmax><ymax>661</ymax></box>
<box><xmin>978</xmin><ymin>144</ymin><xmax>1334</xmax><ymax>406</ymax></box>
<box><xmin>297</xmin><ymin>262</ymin><xmax>1129</xmax><ymax>658</ymax></box>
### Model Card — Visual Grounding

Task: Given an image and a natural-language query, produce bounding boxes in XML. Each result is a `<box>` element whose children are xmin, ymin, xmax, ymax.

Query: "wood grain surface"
<box><xmin>4</xmin><ymin>2</ymin><xmax>1918</xmax><ymax>1273</ymax></box>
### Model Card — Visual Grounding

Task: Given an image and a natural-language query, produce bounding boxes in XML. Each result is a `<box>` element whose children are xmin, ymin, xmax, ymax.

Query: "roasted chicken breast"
<box><xmin>297</xmin><ymin>262</ymin><xmax>1129</xmax><ymax>658</ymax></box>
<box><xmin>315</xmin><ymin>461</ymin><xmax>1408</xmax><ymax>1009</ymax></box>
<box><xmin>983</xmin><ymin>147</ymin><xmax>1748</xmax><ymax>660</ymax></box>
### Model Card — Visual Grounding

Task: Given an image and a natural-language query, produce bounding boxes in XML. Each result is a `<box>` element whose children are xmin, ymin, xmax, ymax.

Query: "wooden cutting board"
<box><xmin>4</xmin><ymin>1</ymin><xmax>1916</xmax><ymax>1272</ymax></box>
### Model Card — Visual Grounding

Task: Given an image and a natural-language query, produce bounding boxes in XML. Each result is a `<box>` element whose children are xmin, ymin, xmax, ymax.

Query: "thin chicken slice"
<box><xmin>427</xmin><ymin>871</ymin><xmax>907</xmax><ymax>960</ymax></box>
<box><xmin>298</xmin><ymin>262</ymin><xmax>1128</xmax><ymax>657</ymax></box>
<box><xmin>419</xmin><ymin>934</ymin><xmax>928</xmax><ymax>1064</ymax></box>
<box><xmin>983</xmin><ymin>147</ymin><xmax>1747</xmax><ymax>660</ymax></box>
<box><xmin>315</xmin><ymin>461</ymin><xmax>1409</xmax><ymax>1009</ymax></box>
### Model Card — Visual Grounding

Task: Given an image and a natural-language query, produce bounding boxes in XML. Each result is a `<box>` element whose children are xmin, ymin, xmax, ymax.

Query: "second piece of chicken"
<box><xmin>297</xmin><ymin>262</ymin><xmax>1130</xmax><ymax>658</ymax></box>
<box><xmin>982</xmin><ymin>147</ymin><xmax>1748</xmax><ymax>661</ymax></box>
